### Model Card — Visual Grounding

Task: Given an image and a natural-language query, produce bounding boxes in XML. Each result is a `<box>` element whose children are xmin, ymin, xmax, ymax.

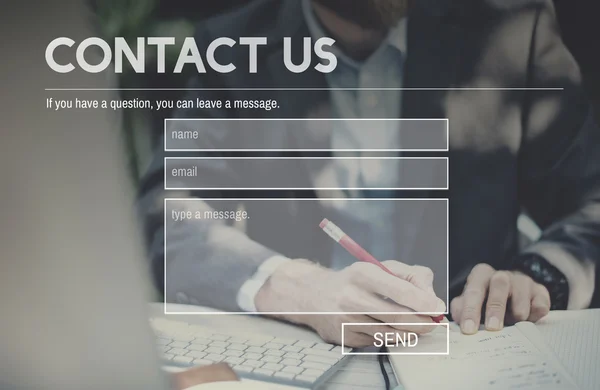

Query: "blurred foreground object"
<box><xmin>0</xmin><ymin>1</ymin><xmax>168</xmax><ymax>389</ymax></box>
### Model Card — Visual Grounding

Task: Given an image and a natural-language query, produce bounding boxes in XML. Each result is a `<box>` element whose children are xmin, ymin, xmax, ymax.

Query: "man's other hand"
<box><xmin>255</xmin><ymin>259</ymin><xmax>446</xmax><ymax>347</ymax></box>
<box><xmin>171</xmin><ymin>363</ymin><xmax>238</xmax><ymax>390</ymax></box>
<box><xmin>451</xmin><ymin>264</ymin><xmax>551</xmax><ymax>335</ymax></box>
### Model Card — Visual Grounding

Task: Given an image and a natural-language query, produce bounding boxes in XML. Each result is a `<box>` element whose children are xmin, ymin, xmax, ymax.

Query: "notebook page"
<box><xmin>534</xmin><ymin>310</ymin><xmax>600</xmax><ymax>390</ymax></box>
<box><xmin>389</xmin><ymin>323</ymin><xmax>579</xmax><ymax>390</ymax></box>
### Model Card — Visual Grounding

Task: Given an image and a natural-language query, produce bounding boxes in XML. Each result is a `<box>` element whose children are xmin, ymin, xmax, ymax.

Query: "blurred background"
<box><xmin>87</xmin><ymin>0</ymin><xmax>600</xmax><ymax>306</ymax></box>
<box><xmin>88</xmin><ymin>0</ymin><xmax>599</xmax><ymax>185</ymax></box>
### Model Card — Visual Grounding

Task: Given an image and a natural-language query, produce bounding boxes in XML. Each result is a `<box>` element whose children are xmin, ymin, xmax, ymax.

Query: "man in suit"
<box><xmin>139</xmin><ymin>0</ymin><xmax>600</xmax><ymax>345</ymax></box>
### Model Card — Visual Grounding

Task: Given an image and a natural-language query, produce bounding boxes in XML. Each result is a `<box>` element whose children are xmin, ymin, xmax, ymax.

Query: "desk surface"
<box><xmin>151</xmin><ymin>304</ymin><xmax>599</xmax><ymax>390</ymax></box>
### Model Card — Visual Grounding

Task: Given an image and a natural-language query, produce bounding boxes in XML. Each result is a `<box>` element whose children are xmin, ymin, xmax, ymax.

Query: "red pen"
<box><xmin>319</xmin><ymin>218</ymin><xmax>444</xmax><ymax>323</ymax></box>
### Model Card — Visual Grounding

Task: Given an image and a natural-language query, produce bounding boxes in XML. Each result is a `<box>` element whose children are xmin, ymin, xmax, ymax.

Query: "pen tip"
<box><xmin>319</xmin><ymin>219</ymin><xmax>329</xmax><ymax>229</ymax></box>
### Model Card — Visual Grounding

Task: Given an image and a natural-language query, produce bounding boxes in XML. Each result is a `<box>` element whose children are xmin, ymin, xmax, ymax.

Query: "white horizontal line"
<box><xmin>165</xmin><ymin>198</ymin><xmax>449</xmax><ymax>201</ymax></box>
<box><xmin>166</xmin><ymin>118</ymin><xmax>449</xmax><ymax>121</ymax></box>
<box><xmin>165</xmin><ymin>156</ymin><xmax>448</xmax><ymax>160</ymax></box>
<box><xmin>342</xmin><ymin>352</ymin><xmax>450</xmax><ymax>356</ymax></box>
<box><xmin>342</xmin><ymin>323</ymin><xmax>448</xmax><ymax>326</ymax></box>
<box><xmin>166</xmin><ymin>188</ymin><xmax>447</xmax><ymax>190</ymax></box>
<box><xmin>166</xmin><ymin>149</ymin><xmax>447</xmax><ymax>152</ymax></box>
<box><xmin>45</xmin><ymin>87</ymin><xmax>565</xmax><ymax>91</ymax></box>
<box><xmin>163</xmin><ymin>312</ymin><xmax>450</xmax><ymax>315</ymax></box>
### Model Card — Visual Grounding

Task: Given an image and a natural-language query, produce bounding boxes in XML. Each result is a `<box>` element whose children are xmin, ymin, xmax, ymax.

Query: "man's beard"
<box><xmin>313</xmin><ymin>0</ymin><xmax>412</xmax><ymax>29</ymax></box>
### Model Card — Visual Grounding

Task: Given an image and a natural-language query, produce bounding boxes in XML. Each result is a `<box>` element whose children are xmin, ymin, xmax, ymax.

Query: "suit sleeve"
<box><xmin>518</xmin><ymin>0</ymin><xmax>600</xmax><ymax>309</ymax></box>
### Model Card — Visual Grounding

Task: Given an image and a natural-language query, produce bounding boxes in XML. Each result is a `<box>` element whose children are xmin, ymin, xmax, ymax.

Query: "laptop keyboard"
<box><xmin>150</xmin><ymin>318</ymin><xmax>351</xmax><ymax>389</ymax></box>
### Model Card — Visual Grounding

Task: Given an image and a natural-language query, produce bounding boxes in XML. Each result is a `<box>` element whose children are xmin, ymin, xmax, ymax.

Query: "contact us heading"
<box><xmin>45</xmin><ymin>37</ymin><xmax>338</xmax><ymax>74</ymax></box>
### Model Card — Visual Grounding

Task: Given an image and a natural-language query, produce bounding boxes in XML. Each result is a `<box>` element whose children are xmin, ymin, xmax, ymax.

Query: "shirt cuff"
<box><xmin>524</xmin><ymin>242</ymin><xmax>596</xmax><ymax>309</ymax></box>
<box><xmin>236</xmin><ymin>255</ymin><xmax>291</xmax><ymax>312</ymax></box>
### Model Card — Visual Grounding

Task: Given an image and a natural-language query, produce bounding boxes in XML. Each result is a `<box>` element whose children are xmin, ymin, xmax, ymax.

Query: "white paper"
<box><xmin>388</xmin><ymin>323</ymin><xmax>579</xmax><ymax>390</ymax></box>
<box><xmin>536</xmin><ymin>310</ymin><xmax>600</xmax><ymax>390</ymax></box>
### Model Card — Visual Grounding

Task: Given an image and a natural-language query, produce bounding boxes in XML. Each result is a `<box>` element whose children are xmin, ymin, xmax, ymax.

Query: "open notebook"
<box><xmin>389</xmin><ymin>322</ymin><xmax>580</xmax><ymax>390</ymax></box>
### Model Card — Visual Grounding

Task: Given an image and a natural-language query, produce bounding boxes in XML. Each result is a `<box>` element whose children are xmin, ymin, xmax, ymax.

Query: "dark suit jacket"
<box><xmin>139</xmin><ymin>0</ymin><xmax>600</xmax><ymax>311</ymax></box>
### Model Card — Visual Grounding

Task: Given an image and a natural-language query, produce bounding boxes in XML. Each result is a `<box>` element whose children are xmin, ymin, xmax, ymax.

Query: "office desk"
<box><xmin>150</xmin><ymin>303</ymin><xmax>395</xmax><ymax>390</ymax></box>
<box><xmin>151</xmin><ymin>304</ymin><xmax>599</xmax><ymax>390</ymax></box>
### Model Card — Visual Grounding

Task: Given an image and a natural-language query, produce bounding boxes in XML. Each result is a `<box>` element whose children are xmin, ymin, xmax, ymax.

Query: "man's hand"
<box><xmin>451</xmin><ymin>264</ymin><xmax>551</xmax><ymax>335</ymax></box>
<box><xmin>171</xmin><ymin>363</ymin><xmax>238</xmax><ymax>390</ymax></box>
<box><xmin>255</xmin><ymin>259</ymin><xmax>446</xmax><ymax>347</ymax></box>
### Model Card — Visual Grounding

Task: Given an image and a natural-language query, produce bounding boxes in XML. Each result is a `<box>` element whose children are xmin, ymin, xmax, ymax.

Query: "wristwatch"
<box><xmin>514</xmin><ymin>253</ymin><xmax>569</xmax><ymax>310</ymax></box>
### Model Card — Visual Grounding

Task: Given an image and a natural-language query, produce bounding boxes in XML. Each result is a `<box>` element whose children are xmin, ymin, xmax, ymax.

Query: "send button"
<box><xmin>340</xmin><ymin>322</ymin><xmax>449</xmax><ymax>356</ymax></box>
<box><xmin>374</xmin><ymin>331</ymin><xmax>419</xmax><ymax>348</ymax></box>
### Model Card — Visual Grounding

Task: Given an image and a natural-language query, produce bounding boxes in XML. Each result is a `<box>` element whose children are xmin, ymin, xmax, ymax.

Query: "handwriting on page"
<box><xmin>393</xmin><ymin>325</ymin><xmax>574</xmax><ymax>389</ymax></box>
<box><xmin>488</xmin><ymin>360</ymin><xmax>567</xmax><ymax>389</ymax></box>
<box><xmin>451</xmin><ymin>331</ymin><xmax>533</xmax><ymax>360</ymax></box>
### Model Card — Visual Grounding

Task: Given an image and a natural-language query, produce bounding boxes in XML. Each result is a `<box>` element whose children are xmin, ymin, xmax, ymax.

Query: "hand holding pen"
<box><xmin>254</xmin><ymin>219</ymin><xmax>446</xmax><ymax>347</ymax></box>
<box><xmin>320</xmin><ymin>218</ymin><xmax>445</xmax><ymax>323</ymax></box>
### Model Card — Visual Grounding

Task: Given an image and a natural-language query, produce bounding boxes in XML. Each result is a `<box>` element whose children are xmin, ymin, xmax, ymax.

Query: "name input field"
<box><xmin>164</xmin><ymin>118</ymin><xmax>449</xmax><ymax>152</ymax></box>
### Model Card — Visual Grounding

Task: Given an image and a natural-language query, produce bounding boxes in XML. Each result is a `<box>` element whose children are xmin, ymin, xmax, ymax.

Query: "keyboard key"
<box><xmin>234</xmin><ymin>365</ymin><xmax>254</xmax><ymax>374</ymax></box>
<box><xmin>300</xmin><ymin>361</ymin><xmax>330</xmax><ymax>371</ymax></box>
<box><xmin>243</xmin><ymin>360</ymin><xmax>263</xmax><ymax>368</ymax></box>
<box><xmin>242</xmin><ymin>353</ymin><xmax>263</xmax><ymax>361</ymax></box>
<box><xmin>205</xmin><ymin>347</ymin><xmax>226</xmax><ymax>355</ymax></box>
<box><xmin>296</xmin><ymin>374</ymin><xmax>319</xmax><ymax>384</ymax></box>
<box><xmin>283</xmin><ymin>352</ymin><xmax>305</xmax><ymax>360</ymax></box>
<box><xmin>223</xmin><ymin>350</ymin><xmax>244</xmax><ymax>358</ymax></box>
<box><xmin>264</xmin><ymin>349</ymin><xmax>285</xmax><ymax>357</ymax></box>
<box><xmin>204</xmin><ymin>354</ymin><xmax>225</xmax><ymax>362</ymax></box>
<box><xmin>209</xmin><ymin>341</ymin><xmax>229</xmax><ymax>348</ymax></box>
<box><xmin>303</xmin><ymin>354</ymin><xmax>338</xmax><ymax>365</ymax></box>
<box><xmin>282</xmin><ymin>345</ymin><xmax>303</xmax><ymax>353</ymax></box>
<box><xmin>272</xmin><ymin>337</ymin><xmax>298</xmax><ymax>344</ymax></box>
<box><xmin>210</xmin><ymin>334</ymin><xmax>230</xmax><ymax>341</ymax></box>
<box><xmin>253</xmin><ymin>368</ymin><xmax>275</xmax><ymax>377</ymax></box>
<box><xmin>313</xmin><ymin>343</ymin><xmax>335</xmax><ymax>351</ymax></box>
<box><xmin>301</xmin><ymin>348</ymin><xmax>339</xmax><ymax>359</ymax></box>
<box><xmin>331</xmin><ymin>346</ymin><xmax>352</xmax><ymax>354</ymax></box>
<box><xmin>244</xmin><ymin>338</ymin><xmax>271</xmax><ymax>347</ymax></box>
<box><xmin>294</xmin><ymin>340</ymin><xmax>315</xmax><ymax>348</ymax></box>
<box><xmin>282</xmin><ymin>366</ymin><xmax>304</xmax><ymax>375</ymax></box>
<box><xmin>192</xmin><ymin>338</ymin><xmax>212</xmax><ymax>345</ymax></box>
<box><xmin>246</xmin><ymin>347</ymin><xmax>266</xmax><ymax>354</ymax></box>
<box><xmin>260</xmin><ymin>355</ymin><xmax>282</xmax><ymax>364</ymax></box>
<box><xmin>262</xmin><ymin>363</ymin><xmax>284</xmax><ymax>371</ymax></box>
<box><xmin>169</xmin><ymin>341</ymin><xmax>189</xmax><ymax>349</ymax></box>
<box><xmin>244</xmin><ymin>340</ymin><xmax>265</xmax><ymax>347</ymax></box>
<box><xmin>303</xmin><ymin>369</ymin><xmax>326</xmax><ymax>378</ymax></box>
<box><xmin>169</xmin><ymin>348</ymin><xmax>188</xmax><ymax>356</ymax></box>
<box><xmin>186</xmin><ymin>351</ymin><xmax>207</xmax><ymax>359</ymax></box>
<box><xmin>227</xmin><ymin>343</ymin><xmax>247</xmax><ymax>351</ymax></box>
<box><xmin>263</xmin><ymin>342</ymin><xmax>284</xmax><ymax>350</ymax></box>
<box><xmin>162</xmin><ymin>353</ymin><xmax>174</xmax><ymax>361</ymax></box>
<box><xmin>188</xmin><ymin>344</ymin><xmax>207</xmax><ymax>352</ymax></box>
<box><xmin>224</xmin><ymin>357</ymin><xmax>245</xmax><ymax>365</ymax></box>
<box><xmin>172</xmin><ymin>355</ymin><xmax>194</xmax><ymax>364</ymax></box>
<box><xmin>156</xmin><ymin>338</ymin><xmax>171</xmax><ymax>346</ymax></box>
<box><xmin>281</xmin><ymin>358</ymin><xmax>302</xmax><ymax>366</ymax></box>
<box><xmin>274</xmin><ymin>372</ymin><xmax>296</xmax><ymax>380</ymax></box>
<box><xmin>161</xmin><ymin>346</ymin><xmax>172</xmax><ymax>353</ymax></box>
